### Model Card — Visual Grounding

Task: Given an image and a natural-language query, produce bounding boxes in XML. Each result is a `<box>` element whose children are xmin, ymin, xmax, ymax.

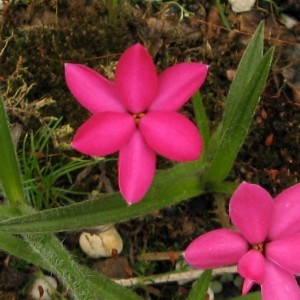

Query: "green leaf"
<box><xmin>203</xmin><ymin>21</ymin><xmax>265</xmax><ymax>178</ymax></box>
<box><xmin>205</xmin><ymin>46</ymin><xmax>274</xmax><ymax>182</ymax></box>
<box><xmin>23</xmin><ymin>234</ymin><xmax>142</xmax><ymax>300</ymax></box>
<box><xmin>192</xmin><ymin>91</ymin><xmax>210</xmax><ymax>149</ymax></box>
<box><xmin>187</xmin><ymin>269</ymin><xmax>212</xmax><ymax>300</ymax></box>
<box><xmin>205</xmin><ymin>180</ymin><xmax>238</xmax><ymax>195</ymax></box>
<box><xmin>231</xmin><ymin>291</ymin><xmax>261</xmax><ymax>300</ymax></box>
<box><xmin>0</xmin><ymin>205</ymin><xmax>22</xmax><ymax>220</ymax></box>
<box><xmin>0</xmin><ymin>232</ymin><xmax>141</xmax><ymax>300</ymax></box>
<box><xmin>0</xmin><ymin>94</ymin><xmax>26</xmax><ymax>205</ymax></box>
<box><xmin>0</xmin><ymin>161</ymin><xmax>204</xmax><ymax>233</ymax></box>
<box><xmin>0</xmin><ymin>232</ymin><xmax>46</xmax><ymax>266</ymax></box>
<box><xmin>222</xmin><ymin>22</ymin><xmax>264</xmax><ymax>130</ymax></box>
<box><xmin>23</xmin><ymin>234</ymin><xmax>97</xmax><ymax>299</ymax></box>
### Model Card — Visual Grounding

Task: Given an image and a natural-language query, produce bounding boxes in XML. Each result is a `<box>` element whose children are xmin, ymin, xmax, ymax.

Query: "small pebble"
<box><xmin>210</xmin><ymin>280</ymin><xmax>223</xmax><ymax>294</ymax></box>
<box><xmin>228</xmin><ymin>0</ymin><xmax>256</xmax><ymax>13</ymax></box>
<box><xmin>28</xmin><ymin>276</ymin><xmax>58</xmax><ymax>300</ymax></box>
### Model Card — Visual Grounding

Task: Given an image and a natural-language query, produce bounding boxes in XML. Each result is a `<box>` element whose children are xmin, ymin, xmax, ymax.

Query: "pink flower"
<box><xmin>184</xmin><ymin>182</ymin><xmax>300</xmax><ymax>300</ymax></box>
<box><xmin>65</xmin><ymin>43</ymin><xmax>208</xmax><ymax>204</ymax></box>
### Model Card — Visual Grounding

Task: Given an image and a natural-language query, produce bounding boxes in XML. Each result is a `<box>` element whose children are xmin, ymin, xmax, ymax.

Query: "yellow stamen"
<box><xmin>132</xmin><ymin>113</ymin><xmax>145</xmax><ymax>124</ymax></box>
<box><xmin>252</xmin><ymin>243</ymin><xmax>264</xmax><ymax>252</ymax></box>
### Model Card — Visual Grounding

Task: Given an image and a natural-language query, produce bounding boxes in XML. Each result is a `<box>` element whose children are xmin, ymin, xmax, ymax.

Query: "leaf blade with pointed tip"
<box><xmin>0</xmin><ymin>161</ymin><xmax>206</xmax><ymax>233</ymax></box>
<box><xmin>231</xmin><ymin>291</ymin><xmax>261</xmax><ymax>299</ymax></box>
<box><xmin>187</xmin><ymin>269</ymin><xmax>212</xmax><ymax>300</ymax></box>
<box><xmin>205</xmin><ymin>46</ymin><xmax>274</xmax><ymax>182</ymax></box>
<box><xmin>0</xmin><ymin>232</ymin><xmax>142</xmax><ymax>300</ymax></box>
<box><xmin>0</xmin><ymin>94</ymin><xmax>26</xmax><ymax>205</ymax></box>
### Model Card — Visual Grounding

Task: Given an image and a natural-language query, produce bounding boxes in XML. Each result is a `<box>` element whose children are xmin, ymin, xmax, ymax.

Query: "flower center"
<box><xmin>132</xmin><ymin>113</ymin><xmax>145</xmax><ymax>125</ymax></box>
<box><xmin>252</xmin><ymin>243</ymin><xmax>264</xmax><ymax>252</ymax></box>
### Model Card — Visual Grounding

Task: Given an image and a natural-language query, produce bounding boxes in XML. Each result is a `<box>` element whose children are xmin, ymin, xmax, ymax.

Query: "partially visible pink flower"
<box><xmin>184</xmin><ymin>182</ymin><xmax>300</xmax><ymax>300</ymax></box>
<box><xmin>65</xmin><ymin>43</ymin><xmax>208</xmax><ymax>204</ymax></box>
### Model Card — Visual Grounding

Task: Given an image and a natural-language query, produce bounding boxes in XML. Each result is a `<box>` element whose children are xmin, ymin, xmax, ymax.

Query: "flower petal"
<box><xmin>65</xmin><ymin>63</ymin><xmax>125</xmax><ymax>113</ymax></box>
<box><xmin>229</xmin><ymin>182</ymin><xmax>273</xmax><ymax>244</ymax></box>
<box><xmin>241</xmin><ymin>279</ymin><xmax>255</xmax><ymax>296</ymax></box>
<box><xmin>184</xmin><ymin>229</ymin><xmax>249</xmax><ymax>269</ymax></box>
<box><xmin>139</xmin><ymin>111</ymin><xmax>203</xmax><ymax>161</ymax></box>
<box><xmin>238</xmin><ymin>249</ymin><xmax>266</xmax><ymax>286</ymax></box>
<box><xmin>72</xmin><ymin>112</ymin><xmax>135</xmax><ymax>156</ymax></box>
<box><xmin>266</xmin><ymin>234</ymin><xmax>300</xmax><ymax>275</ymax></box>
<box><xmin>268</xmin><ymin>183</ymin><xmax>300</xmax><ymax>240</ymax></box>
<box><xmin>149</xmin><ymin>63</ymin><xmax>208</xmax><ymax>111</ymax></box>
<box><xmin>115</xmin><ymin>44</ymin><xmax>157</xmax><ymax>113</ymax></box>
<box><xmin>261</xmin><ymin>260</ymin><xmax>300</xmax><ymax>300</ymax></box>
<box><xmin>118</xmin><ymin>131</ymin><xmax>156</xmax><ymax>205</ymax></box>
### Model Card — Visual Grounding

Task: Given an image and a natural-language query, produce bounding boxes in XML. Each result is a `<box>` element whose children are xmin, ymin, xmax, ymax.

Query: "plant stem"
<box><xmin>114</xmin><ymin>266</ymin><xmax>237</xmax><ymax>286</ymax></box>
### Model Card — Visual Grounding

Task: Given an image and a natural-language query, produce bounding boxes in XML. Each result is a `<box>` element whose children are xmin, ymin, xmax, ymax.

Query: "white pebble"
<box><xmin>228</xmin><ymin>0</ymin><xmax>256</xmax><ymax>13</ymax></box>
<box><xmin>281</xmin><ymin>14</ymin><xmax>298</xmax><ymax>29</ymax></box>
<box><xmin>79</xmin><ymin>226</ymin><xmax>123</xmax><ymax>258</ymax></box>
<box><xmin>28</xmin><ymin>276</ymin><xmax>58</xmax><ymax>300</ymax></box>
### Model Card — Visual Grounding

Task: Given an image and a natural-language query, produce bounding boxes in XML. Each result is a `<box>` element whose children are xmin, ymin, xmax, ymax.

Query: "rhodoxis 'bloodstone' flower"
<box><xmin>184</xmin><ymin>182</ymin><xmax>300</xmax><ymax>299</ymax></box>
<box><xmin>65</xmin><ymin>43</ymin><xmax>208</xmax><ymax>204</ymax></box>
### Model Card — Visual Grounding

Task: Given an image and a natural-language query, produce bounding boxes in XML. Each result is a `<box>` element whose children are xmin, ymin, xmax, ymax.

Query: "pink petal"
<box><xmin>261</xmin><ymin>260</ymin><xmax>300</xmax><ymax>300</ymax></box>
<box><xmin>115</xmin><ymin>44</ymin><xmax>157</xmax><ymax>113</ymax></box>
<box><xmin>149</xmin><ymin>63</ymin><xmax>208</xmax><ymax>111</ymax></box>
<box><xmin>268</xmin><ymin>183</ymin><xmax>300</xmax><ymax>240</ymax></box>
<box><xmin>238</xmin><ymin>249</ymin><xmax>266</xmax><ymax>285</ymax></box>
<box><xmin>266</xmin><ymin>234</ymin><xmax>300</xmax><ymax>275</ymax></box>
<box><xmin>65</xmin><ymin>63</ymin><xmax>125</xmax><ymax>113</ymax></box>
<box><xmin>118</xmin><ymin>130</ymin><xmax>156</xmax><ymax>205</ymax></box>
<box><xmin>229</xmin><ymin>182</ymin><xmax>273</xmax><ymax>244</ymax></box>
<box><xmin>139</xmin><ymin>111</ymin><xmax>203</xmax><ymax>161</ymax></box>
<box><xmin>184</xmin><ymin>229</ymin><xmax>249</xmax><ymax>269</ymax></box>
<box><xmin>241</xmin><ymin>279</ymin><xmax>255</xmax><ymax>296</ymax></box>
<box><xmin>72</xmin><ymin>112</ymin><xmax>135</xmax><ymax>156</ymax></box>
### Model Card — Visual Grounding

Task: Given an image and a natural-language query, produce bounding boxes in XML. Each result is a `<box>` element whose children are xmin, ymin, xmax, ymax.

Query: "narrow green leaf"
<box><xmin>0</xmin><ymin>203</ymin><xmax>35</xmax><ymax>221</ymax></box>
<box><xmin>84</xmin><ymin>269</ymin><xmax>142</xmax><ymax>300</ymax></box>
<box><xmin>222</xmin><ymin>22</ymin><xmax>264</xmax><ymax>129</ymax></box>
<box><xmin>0</xmin><ymin>95</ymin><xmax>25</xmax><ymax>204</ymax></box>
<box><xmin>0</xmin><ymin>161</ymin><xmax>204</xmax><ymax>233</ymax></box>
<box><xmin>192</xmin><ymin>91</ymin><xmax>210</xmax><ymax>148</ymax></box>
<box><xmin>24</xmin><ymin>234</ymin><xmax>142</xmax><ymax>300</ymax></box>
<box><xmin>0</xmin><ymin>232</ymin><xmax>46</xmax><ymax>266</ymax></box>
<box><xmin>0</xmin><ymin>205</ymin><xmax>21</xmax><ymax>220</ymax></box>
<box><xmin>205</xmin><ymin>180</ymin><xmax>238</xmax><ymax>195</ymax></box>
<box><xmin>204</xmin><ymin>22</ymin><xmax>264</xmax><ymax>171</ymax></box>
<box><xmin>23</xmin><ymin>234</ymin><xmax>96</xmax><ymax>300</ymax></box>
<box><xmin>205</xmin><ymin>47</ymin><xmax>274</xmax><ymax>182</ymax></box>
<box><xmin>187</xmin><ymin>269</ymin><xmax>212</xmax><ymax>300</ymax></box>
<box><xmin>231</xmin><ymin>291</ymin><xmax>261</xmax><ymax>300</ymax></box>
<box><xmin>0</xmin><ymin>232</ymin><xmax>141</xmax><ymax>300</ymax></box>
<box><xmin>205</xmin><ymin>22</ymin><xmax>265</xmax><ymax>169</ymax></box>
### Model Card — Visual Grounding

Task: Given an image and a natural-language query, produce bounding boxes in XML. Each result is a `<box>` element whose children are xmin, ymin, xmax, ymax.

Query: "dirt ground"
<box><xmin>0</xmin><ymin>0</ymin><xmax>300</xmax><ymax>299</ymax></box>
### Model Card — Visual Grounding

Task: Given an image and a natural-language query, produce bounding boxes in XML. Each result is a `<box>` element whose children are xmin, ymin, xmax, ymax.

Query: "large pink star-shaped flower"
<box><xmin>184</xmin><ymin>182</ymin><xmax>300</xmax><ymax>299</ymax></box>
<box><xmin>65</xmin><ymin>43</ymin><xmax>208</xmax><ymax>204</ymax></box>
